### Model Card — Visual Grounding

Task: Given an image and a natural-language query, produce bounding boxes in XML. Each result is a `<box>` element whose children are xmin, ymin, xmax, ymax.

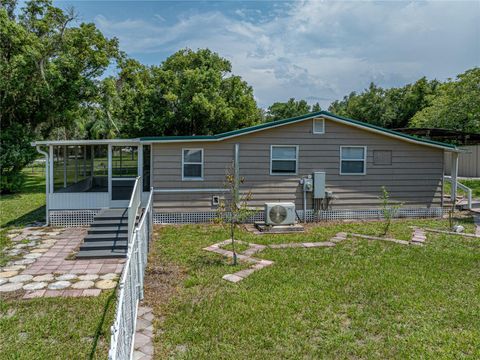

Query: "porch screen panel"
<box><xmin>52</xmin><ymin>145</ymin><xmax>108</xmax><ymax>193</ymax></box>
<box><xmin>112</xmin><ymin>146</ymin><xmax>138</xmax><ymax>177</ymax></box>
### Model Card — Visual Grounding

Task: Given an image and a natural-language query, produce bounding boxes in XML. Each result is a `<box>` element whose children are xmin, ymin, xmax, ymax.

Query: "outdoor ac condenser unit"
<box><xmin>264</xmin><ymin>202</ymin><xmax>296</xmax><ymax>226</ymax></box>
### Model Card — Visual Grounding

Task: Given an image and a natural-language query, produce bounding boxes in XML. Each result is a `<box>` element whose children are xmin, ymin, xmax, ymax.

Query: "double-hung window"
<box><xmin>182</xmin><ymin>148</ymin><xmax>203</xmax><ymax>180</ymax></box>
<box><xmin>340</xmin><ymin>146</ymin><xmax>366</xmax><ymax>175</ymax></box>
<box><xmin>270</xmin><ymin>145</ymin><xmax>298</xmax><ymax>175</ymax></box>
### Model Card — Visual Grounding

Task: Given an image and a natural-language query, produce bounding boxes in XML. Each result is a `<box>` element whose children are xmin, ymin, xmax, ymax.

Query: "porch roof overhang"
<box><xmin>31</xmin><ymin>138</ymin><xmax>140</xmax><ymax>146</ymax></box>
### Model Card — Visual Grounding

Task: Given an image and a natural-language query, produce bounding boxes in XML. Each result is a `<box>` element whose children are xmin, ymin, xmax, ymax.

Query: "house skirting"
<box><xmin>48</xmin><ymin>207</ymin><xmax>447</xmax><ymax>227</ymax></box>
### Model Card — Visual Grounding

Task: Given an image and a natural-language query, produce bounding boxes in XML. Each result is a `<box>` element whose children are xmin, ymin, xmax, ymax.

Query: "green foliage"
<box><xmin>379</xmin><ymin>186</ymin><xmax>403</xmax><ymax>236</ymax></box>
<box><xmin>116</xmin><ymin>48</ymin><xmax>261</xmax><ymax>137</ymax></box>
<box><xmin>0</xmin><ymin>0</ymin><xmax>119</xmax><ymax>193</ymax></box>
<box><xmin>410</xmin><ymin>68</ymin><xmax>480</xmax><ymax>133</ymax></box>
<box><xmin>329</xmin><ymin>78</ymin><xmax>439</xmax><ymax>129</ymax></box>
<box><xmin>266</xmin><ymin>98</ymin><xmax>321</xmax><ymax>121</ymax></box>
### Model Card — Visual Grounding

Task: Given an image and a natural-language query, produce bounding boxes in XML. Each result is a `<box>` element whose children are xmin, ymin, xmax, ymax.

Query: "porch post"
<box><xmin>451</xmin><ymin>152</ymin><xmax>459</xmax><ymax>203</ymax></box>
<box><xmin>63</xmin><ymin>145</ymin><xmax>67</xmax><ymax>188</ymax></box>
<box><xmin>108</xmin><ymin>144</ymin><xmax>112</xmax><ymax>201</ymax></box>
<box><xmin>138</xmin><ymin>144</ymin><xmax>143</xmax><ymax>190</ymax></box>
<box><xmin>49</xmin><ymin>145</ymin><xmax>54</xmax><ymax>193</ymax></box>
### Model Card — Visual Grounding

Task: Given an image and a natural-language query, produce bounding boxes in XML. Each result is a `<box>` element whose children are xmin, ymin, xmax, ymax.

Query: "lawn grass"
<box><xmin>0</xmin><ymin>291</ymin><xmax>116</xmax><ymax>359</ymax></box>
<box><xmin>0</xmin><ymin>171</ymin><xmax>46</xmax><ymax>264</ymax></box>
<box><xmin>0</xmin><ymin>169</ymin><xmax>115</xmax><ymax>359</ymax></box>
<box><xmin>146</xmin><ymin>217</ymin><xmax>480</xmax><ymax>359</ymax></box>
<box><xmin>444</xmin><ymin>178</ymin><xmax>480</xmax><ymax>199</ymax></box>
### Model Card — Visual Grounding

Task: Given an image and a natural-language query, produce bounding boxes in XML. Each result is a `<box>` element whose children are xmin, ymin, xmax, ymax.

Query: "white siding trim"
<box><xmin>340</xmin><ymin>146</ymin><xmax>367</xmax><ymax>176</ymax></box>
<box><xmin>270</xmin><ymin>145</ymin><xmax>299</xmax><ymax>176</ymax></box>
<box><xmin>182</xmin><ymin>148</ymin><xmax>204</xmax><ymax>181</ymax></box>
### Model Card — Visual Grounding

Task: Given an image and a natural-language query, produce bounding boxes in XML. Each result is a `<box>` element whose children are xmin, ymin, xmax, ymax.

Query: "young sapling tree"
<box><xmin>216</xmin><ymin>161</ymin><xmax>254</xmax><ymax>265</ymax></box>
<box><xmin>379</xmin><ymin>186</ymin><xmax>403</xmax><ymax>236</ymax></box>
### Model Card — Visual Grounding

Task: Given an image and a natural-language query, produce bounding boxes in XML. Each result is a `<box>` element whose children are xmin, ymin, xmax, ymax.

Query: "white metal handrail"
<box><xmin>109</xmin><ymin>188</ymin><xmax>153</xmax><ymax>360</ymax></box>
<box><xmin>127</xmin><ymin>177</ymin><xmax>142</xmax><ymax>241</ymax></box>
<box><xmin>444</xmin><ymin>176</ymin><xmax>472</xmax><ymax>209</ymax></box>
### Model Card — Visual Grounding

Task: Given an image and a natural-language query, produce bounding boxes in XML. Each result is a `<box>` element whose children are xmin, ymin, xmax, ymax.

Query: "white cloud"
<box><xmin>94</xmin><ymin>1</ymin><xmax>480</xmax><ymax>108</ymax></box>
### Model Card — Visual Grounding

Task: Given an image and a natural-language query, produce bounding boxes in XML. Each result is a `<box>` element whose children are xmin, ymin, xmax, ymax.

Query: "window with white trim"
<box><xmin>270</xmin><ymin>145</ymin><xmax>298</xmax><ymax>175</ymax></box>
<box><xmin>340</xmin><ymin>146</ymin><xmax>366</xmax><ymax>175</ymax></box>
<box><xmin>182</xmin><ymin>148</ymin><xmax>203</xmax><ymax>180</ymax></box>
<box><xmin>313</xmin><ymin>118</ymin><xmax>325</xmax><ymax>134</ymax></box>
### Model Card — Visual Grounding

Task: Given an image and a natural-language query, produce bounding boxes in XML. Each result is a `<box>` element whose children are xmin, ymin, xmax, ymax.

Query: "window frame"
<box><xmin>182</xmin><ymin>148</ymin><xmax>204</xmax><ymax>181</ymax></box>
<box><xmin>312</xmin><ymin>118</ymin><xmax>325</xmax><ymax>134</ymax></box>
<box><xmin>270</xmin><ymin>145</ymin><xmax>299</xmax><ymax>176</ymax></box>
<box><xmin>339</xmin><ymin>146</ymin><xmax>367</xmax><ymax>176</ymax></box>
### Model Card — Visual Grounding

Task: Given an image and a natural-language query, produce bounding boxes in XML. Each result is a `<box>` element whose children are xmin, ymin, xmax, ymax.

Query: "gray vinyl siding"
<box><xmin>152</xmin><ymin>118</ymin><xmax>444</xmax><ymax>211</ymax></box>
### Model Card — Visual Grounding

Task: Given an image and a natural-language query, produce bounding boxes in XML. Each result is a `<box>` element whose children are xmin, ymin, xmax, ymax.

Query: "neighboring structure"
<box><xmin>33</xmin><ymin>111</ymin><xmax>462</xmax><ymax>225</ymax></box>
<box><xmin>445</xmin><ymin>145</ymin><xmax>480</xmax><ymax>178</ymax></box>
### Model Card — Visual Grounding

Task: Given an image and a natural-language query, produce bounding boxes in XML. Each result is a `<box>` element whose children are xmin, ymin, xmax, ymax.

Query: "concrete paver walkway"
<box><xmin>0</xmin><ymin>227</ymin><xmax>125</xmax><ymax>298</ymax></box>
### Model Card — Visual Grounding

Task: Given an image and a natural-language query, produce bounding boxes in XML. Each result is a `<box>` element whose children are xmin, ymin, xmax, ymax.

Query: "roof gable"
<box><xmin>140</xmin><ymin>111</ymin><xmax>457</xmax><ymax>151</ymax></box>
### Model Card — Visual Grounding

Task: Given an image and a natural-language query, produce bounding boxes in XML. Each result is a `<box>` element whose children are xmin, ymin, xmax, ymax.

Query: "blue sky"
<box><xmin>51</xmin><ymin>0</ymin><xmax>479</xmax><ymax>108</ymax></box>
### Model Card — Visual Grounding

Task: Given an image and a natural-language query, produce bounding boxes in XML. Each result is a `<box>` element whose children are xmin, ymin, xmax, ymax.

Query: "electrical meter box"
<box><xmin>303</xmin><ymin>178</ymin><xmax>313</xmax><ymax>192</ymax></box>
<box><xmin>313</xmin><ymin>171</ymin><xmax>325</xmax><ymax>198</ymax></box>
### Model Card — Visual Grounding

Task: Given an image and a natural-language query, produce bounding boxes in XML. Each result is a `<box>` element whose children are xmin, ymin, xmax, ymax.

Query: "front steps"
<box><xmin>76</xmin><ymin>208</ymin><xmax>129</xmax><ymax>259</ymax></box>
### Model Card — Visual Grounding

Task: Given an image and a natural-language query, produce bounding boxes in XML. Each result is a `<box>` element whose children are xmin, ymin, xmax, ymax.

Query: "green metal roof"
<box><xmin>140</xmin><ymin>110</ymin><xmax>457</xmax><ymax>150</ymax></box>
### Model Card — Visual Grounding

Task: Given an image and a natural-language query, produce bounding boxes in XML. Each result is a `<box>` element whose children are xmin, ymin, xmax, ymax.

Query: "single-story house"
<box><xmin>33</xmin><ymin>111</ymin><xmax>462</xmax><ymax>226</ymax></box>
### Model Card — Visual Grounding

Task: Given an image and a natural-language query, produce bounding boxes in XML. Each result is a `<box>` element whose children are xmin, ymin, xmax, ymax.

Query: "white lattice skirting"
<box><xmin>49</xmin><ymin>210</ymin><xmax>101</xmax><ymax>227</ymax></box>
<box><xmin>153</xmin><ymin>207</ymin><xmax>448</xmax><ymax>225</ymax></box>
<box><xmin>49</xmin><ymin>207</ymin><xmax>448</xmax><ymax>227</ymax></box>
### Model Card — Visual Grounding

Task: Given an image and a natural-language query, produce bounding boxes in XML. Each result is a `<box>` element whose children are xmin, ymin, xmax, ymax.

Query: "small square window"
<box><xmin>373</xmin><ymin>150</ymin><xmax>392</xmax><ymax>165</ymax></box>
<box><xmin>313</xmin><ymin>118</ymin><xmax>325</xmax><ymax>134</ymax></box>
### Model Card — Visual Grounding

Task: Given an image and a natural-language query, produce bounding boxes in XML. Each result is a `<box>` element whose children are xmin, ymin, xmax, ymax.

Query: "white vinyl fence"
<box><xmin>109</xmin><ymin>189</ymin><xmax>154</xmax><ymax>360</ymax></box>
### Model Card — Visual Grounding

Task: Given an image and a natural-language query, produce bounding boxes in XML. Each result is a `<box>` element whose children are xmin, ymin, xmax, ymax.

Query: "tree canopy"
<box><xmin>101</xmin><ymin>49</ymin><xmax>261</xmax><ymax>138</ymax></box>
<box><xmin>0</xmin><ymin>0</ymin><xmax>119</xmax><ymax>192</ymax></box>
<box><xmin>410</xmin><ymin>68</ymin><xmax>480</xmax><ymax>133</ymax></box>
<box><xmin>265</xmin><ymin>98</ymin><xmax>321</xmax><ymax>121</ymax></box>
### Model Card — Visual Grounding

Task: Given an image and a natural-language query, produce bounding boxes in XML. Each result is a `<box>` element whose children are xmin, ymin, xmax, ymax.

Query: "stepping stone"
<box><xmin>234</xmin><ymin>268</ymin><xmax>256</xmax><ymax>279</ymax></box>
<box><xmin>0</xmin><ymin>282</ymin><xmax>23</xmax><ymax>292</ymax></box>
<box><xmin>14</xmin><ymin>244</ymin><xmax>28</xmax><ymax>249</ymax></box>
<box><xmin>9</xmin><ymin>275</ymin><xmax>33</xmax><ymax>283</ymax></box>
<box><xmin>3</xmin><ymin>265</ymin><xmax>25</xmax><ymax>272</ymax></box>
<box><xmin>13</xmin><ymin>259</ymin><xmax>35</xmax><ymax>265</ymax></box>
<box><xmin>30</xmin><ymin>248</ymin><xmax>49</xmax><ymax>253</ymax></box>
<box><xmin>72</xmin><ymin>280</ymin><xmax>94</xmax><ymax>289</ymax></box>
<box><xmin>0</xmin><ymin>278</ymin><xmax>7</xmax><ymax>286</ymax></box>
<box><xmin>95</xmin><ymin>279</ymin><xmax>117</xmax><ymax>289</ymax></box>
<box><xmin>222</xmin><ymin>274</ymin><xmax>243</xmax><ymax>283</ymax></box>
<box><xmin>48</xmin><ymin>281</ymin><xmax>71</xmax><ymax>290</ymax></box>
<box><xmin>26</xmin><ymin>241</ymin><xmax>37</xmax><ymax>247</ymax></box>
<box><xmin>35</xmin><ymin>244</ymin><xmax>52</xmax><ymax>249</ymax></box>
<box><xmin>23</xmin><ymin>282</ymin><xmax>47</xmax><ymax>291</ymax></box>
<box><xmin>33</xmin><ymin>274</ymin><xmax>54</xmax><ymax>282</ymax></box>
<box><xmin>24</xmin><ymin>253</ymin><xmax>43</xmax><ymax>259</ymax></box>
<box><xmin>0</xmin><ymin>271</ymin><xmax>18</xmax><ymax>278</ymax></box>
<box><xmin>56</xmin><ymin>274</ymin><xmax>77</xmax><ymax>281</ymax></box>
<box><xmin>6</xmin><ymin>249</ymin><xmax>23</xmax><ymax>256</ymax></box>
<box><xmin>100</xmin><ymin>273</ymin><xmax>118</xmax><ymax>280</ymax></box>
<box><xmin>78</xmin><ymin>274</ymin><xmax>99</xmax><ymax>281</ymax></box>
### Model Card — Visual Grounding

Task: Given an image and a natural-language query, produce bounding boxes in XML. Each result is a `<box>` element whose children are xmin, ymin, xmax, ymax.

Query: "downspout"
<box><xmin>234</xmin><ymin>144</ymin><xmax>240</xmax><ymax>203</ymax></box>
<box><xmin>36</xmin><ymin>145</ymin><xmax>49</xmax><ymax>226</ymax></box>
